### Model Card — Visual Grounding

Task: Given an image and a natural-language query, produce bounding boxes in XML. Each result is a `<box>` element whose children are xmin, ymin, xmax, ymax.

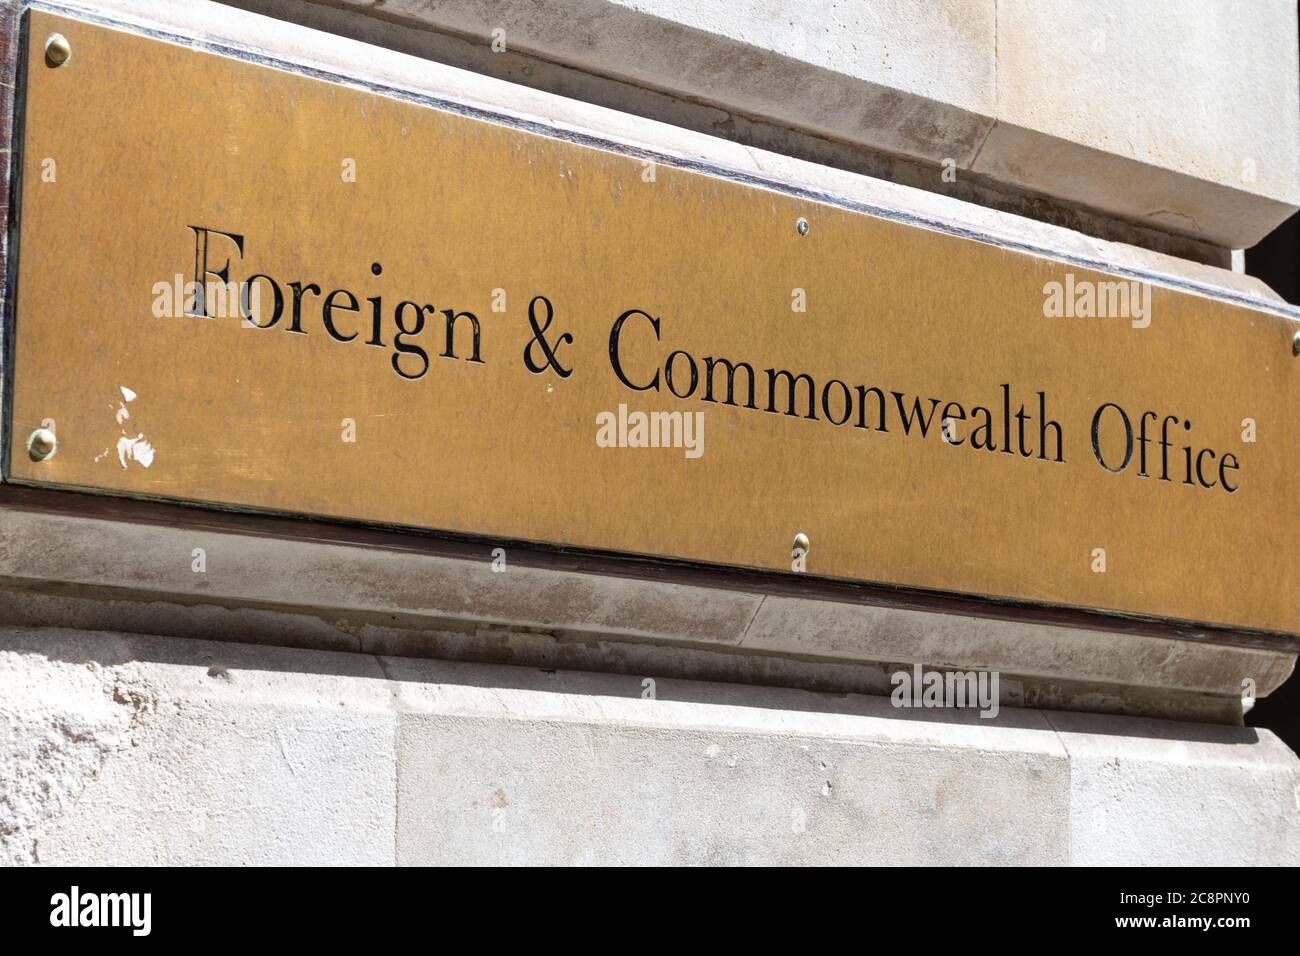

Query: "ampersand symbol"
<box><xmin>523</xmin><ymin>295</ymin><xmax>573</xmax><ymax>378</ymax></box>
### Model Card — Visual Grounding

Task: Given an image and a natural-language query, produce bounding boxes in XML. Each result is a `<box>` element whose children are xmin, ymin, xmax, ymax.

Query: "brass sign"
<box><xmin>6</xmin><ymin>12</ymin><xmax>1300</xmax><ymax>636</ymax></box>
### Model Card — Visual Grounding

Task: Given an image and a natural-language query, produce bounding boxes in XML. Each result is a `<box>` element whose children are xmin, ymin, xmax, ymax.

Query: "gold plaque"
<box><xmin>6</xmin><ymin>12</ymin><xmax>1300</xmax><ymax>636</ymax></box>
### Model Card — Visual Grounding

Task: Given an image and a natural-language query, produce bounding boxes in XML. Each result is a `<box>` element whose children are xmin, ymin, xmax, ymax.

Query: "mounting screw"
<box><xmin>795</xmin><ymin>217</ymin><xmax>809</xmax><ymax>236</ymax></box>
<box><xmin>1292</xmin><ymin>330</ymin><xmax>1300</xmax><ymax>356</ymax></box>
<box><xmin>27</xmin><ymin>427</ymin><xmax>57</xmax><ymax>461</ymax></box>
<box><xmin>792</xmin><ymin>532</ymin><xmax>810</xmax><ymax>558</ymax></box>
<box><xmin>44</xmin><ymin>34</ymin><xmax>71</xmax><ymax>67</ymax></box>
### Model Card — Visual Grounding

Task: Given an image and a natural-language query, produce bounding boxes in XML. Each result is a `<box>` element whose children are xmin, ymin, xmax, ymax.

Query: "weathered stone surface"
<box><xmin>1</xmin><ymin>504</ymin><xmax>1292</xmax><ymax>722</ymax></box>
<box><xmin>741</xmin><ymin>596</ymin><xmax>1296</xmax><ymax>698</ymax></box>
<box><xmin>0</xmin><ymin>508</ymin><xmax>761</xmax><ymax>647</ymax></box>
<box><xmin>215</xmin><ymin>0</ymin><xmax>1298</xmax><ymax>247</ymax></box>
<box><xmin>1049</xmin><ymin>710</ymin><xmax>1300</xmax><ymax>866</ymax></box>
<box><xmin>329</xmin><ymin>0</ymin><xmax>999</xmax><ymax>166</ymax></box>
<box><xmin>0</xmin><ymin>629</ymin><xmax>396</xmax><ymax>865</ymax></box>
<box><xmin>2</xmin><ymin>629</ymin><xmax>1296</xmax><ymax>865</ymax></box>
<box><xmin>985</xmin><ymin>0</ymin><xmax>1300</xmax><ymax>247</ymax></box>
<box><xmin>390</xmin><ymin>664</ymin><xmax>1069</xmax><ymax>865</ymax></box>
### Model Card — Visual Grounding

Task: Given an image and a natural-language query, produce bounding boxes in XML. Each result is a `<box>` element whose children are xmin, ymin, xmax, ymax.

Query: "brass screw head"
<box><xmin>1292</xmin><ymin>330</ymin><xmax>1300</xmax><ymax>356</ymax></box>
<box><xmin>795</xmin><ymin>217</ymin><xmax>809</xmax><ymax>236</ymax></box>
<box><xmin>45</xmin><ymin>33</ymin><xmax>71</xmax><ymax>67</ymax></box>
<box><xmin>792</xmin><ymin>532</ymin><xmax>811</xmax><ymax>557</ymax></box>
<box><xmin>27</xmin><ymin>427</ymin><xmax>57</xmax><ymax>461</ymax></box>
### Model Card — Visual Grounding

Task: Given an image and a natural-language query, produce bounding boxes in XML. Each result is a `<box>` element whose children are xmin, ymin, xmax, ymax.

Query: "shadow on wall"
<box><xmin>1248</xmin><ymin>209</ymin><xmax>1299</xmax><ymax>306</ymax></box>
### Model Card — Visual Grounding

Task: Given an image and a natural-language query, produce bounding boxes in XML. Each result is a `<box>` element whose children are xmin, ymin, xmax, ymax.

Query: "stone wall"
<box><xmin>5</xmin><ymin>627</ymin><xmax>1297</xmax><ymax>865</ymax></box>
<box><xmin>1</xmin><ymin>0</ymin><xmax>1298</xmax><ymax>865</ymax></box>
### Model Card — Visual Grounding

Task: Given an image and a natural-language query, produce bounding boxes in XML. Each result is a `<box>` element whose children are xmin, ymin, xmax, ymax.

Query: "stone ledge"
<box><xmin>209</xmin><ymin>0</ymin><xmax>1300</xmax><ymax>249</ymax></box>
<box><xmin>0</xmin><ymin>502</ymin><xmax>1292</xmax><ymax>724</ymax></box>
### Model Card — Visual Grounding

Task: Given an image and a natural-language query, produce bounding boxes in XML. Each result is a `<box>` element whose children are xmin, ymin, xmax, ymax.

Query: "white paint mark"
<box><xmin>132</xmin><ymin>439</ymin><xmax>155</xmax><ymax>467</ymax></box>
<box><xmin>116</xmin><ymin>435</ymin><xmax>155</xmax><ymax>469</ymax></box>
<box><xmin>115</xmin><ymin>386</ymin><xmax>137</xmax><ymax>424</ymax></box>
<box><xmin>104</xmin><ymin>387</ymin><xmax>153</xmax><ymax>466</ymax></box>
